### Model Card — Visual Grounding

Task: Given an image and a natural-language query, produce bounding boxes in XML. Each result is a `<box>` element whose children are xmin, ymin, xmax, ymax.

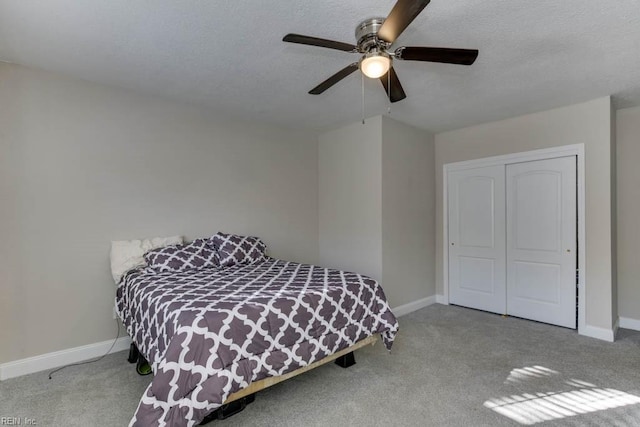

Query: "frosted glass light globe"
<box><xmin>360</xmin><ymin>53</ymin><xmax>391</xmax><ymax>79</ymax></box>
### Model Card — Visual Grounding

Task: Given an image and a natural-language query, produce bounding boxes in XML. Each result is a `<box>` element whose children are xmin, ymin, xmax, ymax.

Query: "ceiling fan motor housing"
<box><xmin>355</xmin><ymin>18</ymin><xmax>388</xmax><ymax>53</ymax></box>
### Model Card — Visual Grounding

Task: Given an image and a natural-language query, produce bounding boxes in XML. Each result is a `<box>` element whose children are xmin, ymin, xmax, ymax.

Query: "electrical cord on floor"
<box><xmin>48</xmin><ymin>318</ymin><xmax>121</xmax><ymax>379</ymax></box>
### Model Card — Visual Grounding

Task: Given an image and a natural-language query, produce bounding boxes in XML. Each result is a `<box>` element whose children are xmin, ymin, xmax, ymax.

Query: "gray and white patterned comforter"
<box><xmin>116</xmin><ymin>258</ymin><xmax>399</xmax><ymax>426</ymax></box>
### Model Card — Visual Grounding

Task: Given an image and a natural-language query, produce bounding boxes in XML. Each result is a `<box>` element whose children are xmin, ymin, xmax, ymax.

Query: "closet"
<box><xmin>448</xmin><ymin>156</ymin><xmax>577</xmax><ymax>329</ymax></box>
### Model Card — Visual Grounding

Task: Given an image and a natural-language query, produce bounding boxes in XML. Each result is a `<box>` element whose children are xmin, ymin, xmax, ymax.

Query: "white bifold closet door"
<box><xmin>448</xmin><ymin>156</ymin><xmax>577</xmax><ymax>328</ymax></box>
<box><xmin>448</xmin><ymin>165</ymin><xmax>506</xmax><ymax>314</ymax></box>
<box><xmin>506</xmin><ymin>157</ymin><xmax>577</xmax><ymax>329</ymax></box>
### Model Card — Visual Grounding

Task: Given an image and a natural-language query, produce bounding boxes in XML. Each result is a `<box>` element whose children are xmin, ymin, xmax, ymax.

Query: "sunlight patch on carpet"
<box><xmin>505</xmin><ymin>366</ymin><xmax>559</xmax><ymax>385</ymax></box>
<box><xmin>485</xmin><ymin>366</ymin><xmax>640</xmax><ymax>425</ymax></box>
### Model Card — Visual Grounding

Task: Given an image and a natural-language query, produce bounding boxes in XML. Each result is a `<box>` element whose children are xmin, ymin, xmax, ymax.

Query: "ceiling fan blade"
<box><xmin>377</xmin><ymin>0</ymin><xmax>431</xmax><ymax>44</ymax></box>
<box><xmin>283</xmin><ymin>33</ymin><xmax>356</xmax><ymax>52</ymax></box>
<box><xmin>379</xmin><ymin>67</ymin><xmax>407</xmax><ymax>103</ymax></box>
<box><xmin>309</xmin><ymin>63</ymin><xmax>359</xmax><ymax>95</ymax></box>
<box><xmin>396</xmin><ymin>46</ymin><xmax>479</xmax><ymax>65</ymax></box>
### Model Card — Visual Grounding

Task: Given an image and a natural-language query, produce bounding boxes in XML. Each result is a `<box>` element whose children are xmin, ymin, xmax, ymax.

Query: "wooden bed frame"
<box><xmin>194</xmin><ymin>335</ymin><xmax>378</xmax><ymax>423</ymax></box>
<box><xmin>224</xmin><ymin>334</ymin><xmax>378</xmax><ymax>404</ymax></box>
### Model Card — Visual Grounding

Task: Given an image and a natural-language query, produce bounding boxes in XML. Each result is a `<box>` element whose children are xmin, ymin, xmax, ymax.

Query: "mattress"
<box><xmin>116</xmin><ymin>257</ymin><xmax>399</xmax><ymax>426</ymax></box>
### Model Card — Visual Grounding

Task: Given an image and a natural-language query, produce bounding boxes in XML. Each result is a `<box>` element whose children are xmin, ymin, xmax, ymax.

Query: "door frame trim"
<box><xmin>442</xmin><ymin>144</ymin><xmax>586</xmax><ymax>335</ymax></box>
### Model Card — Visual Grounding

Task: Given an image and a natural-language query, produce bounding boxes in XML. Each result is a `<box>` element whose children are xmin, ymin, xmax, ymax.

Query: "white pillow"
<box><xmin>110</xmin><ymin>235</ymin><xmax>183</xmax><ymax>284</ymax></box>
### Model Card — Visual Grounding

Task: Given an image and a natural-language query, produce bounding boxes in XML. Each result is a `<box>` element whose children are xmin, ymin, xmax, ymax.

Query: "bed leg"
<box><xmin>127</xmin><ymin>343</ymin><xmax>139</xmax><ymax>364</ymax></box>
<box><xmin>199</xmin><ymin>393</ymin><xmax>256</xmax><ymax>424</ymax></box>
<box><xmin>334</xmin><ymin>351</ymin><xmax>356</xmax><ymax>368</ymax></box>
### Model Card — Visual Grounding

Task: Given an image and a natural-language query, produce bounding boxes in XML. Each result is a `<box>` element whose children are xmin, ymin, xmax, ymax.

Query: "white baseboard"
<box><xmin>0</xmin><ymin>336</ymin><xmax>132</xmax><ymax>381</ymax></box>
<box><xmin>436</xmin><ymin>294</ymin><xmax>448</xmax><ymax>305</ymax></box>
<box><xmin>392</xmin><ymin>295</ymin><xmax>437</xmax><ymax>317</ymax></box>
<box><xmin>619</xmin><ymin>317</ymin><xmax>640</xmax><ymax>331</ymax></box>
<box><xmin>580</xmin><ymin>324</ymin><xmax>615</xmax><ymax>342</ymax></box>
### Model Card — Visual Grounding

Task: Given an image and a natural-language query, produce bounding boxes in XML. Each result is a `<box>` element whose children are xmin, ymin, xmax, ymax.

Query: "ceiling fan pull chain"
<box><xmin>387</xmin><ymin>69</ymin><xmax>392</xmax><ymax>115</ymax></box>
<box><xmin>362</xmin><ymin>71</ymin><xmax>366</xmax><ymax>125</ymax></box>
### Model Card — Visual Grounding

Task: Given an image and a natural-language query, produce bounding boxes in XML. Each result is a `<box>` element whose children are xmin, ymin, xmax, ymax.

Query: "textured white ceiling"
<box><xmin>1</xmin><ymin>0</ymin><xmax>639</xmax><ymax>132</ymax></box>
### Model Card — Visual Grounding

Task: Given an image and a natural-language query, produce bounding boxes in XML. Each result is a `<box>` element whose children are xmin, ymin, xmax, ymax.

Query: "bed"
<box><xmin>116</xmin><ymin>255</ymin><xmax>399</xmax><ymax>426</ymax></box>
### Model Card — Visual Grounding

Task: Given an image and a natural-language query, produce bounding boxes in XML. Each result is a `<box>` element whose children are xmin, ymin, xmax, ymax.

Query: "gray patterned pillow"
<box><xmin>144</xmin><ymin>238</ymin><xmax>218</xmax><ymax>273</ymax></box>
<box><xmin>209</xmin><ymin>232</ymin><xmax>267</xmax><ymax>268</ymax></box>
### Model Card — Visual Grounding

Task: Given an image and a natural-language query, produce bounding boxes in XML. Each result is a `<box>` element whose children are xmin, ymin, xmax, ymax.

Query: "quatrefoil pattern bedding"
<box><xmin>209</xmin><ymin>232</ymin><xmax>267</xmax><ymax>267</ymax></box>
<box><xmin>116</xmin><ymin>258</ymin><xmax>399</xmax><ymax>426</ymax></box>
<box><xmin>144</xmin><ymin>238</ymin><xmax>218</xmax><ymax>273</ymax></box>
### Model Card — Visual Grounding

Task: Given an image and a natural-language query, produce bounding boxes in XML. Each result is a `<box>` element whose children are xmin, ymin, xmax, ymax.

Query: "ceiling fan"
<box><xmin>283</xmin><ymin>0</ymin><xmax>478</xmax><ymax>103</ymax></box>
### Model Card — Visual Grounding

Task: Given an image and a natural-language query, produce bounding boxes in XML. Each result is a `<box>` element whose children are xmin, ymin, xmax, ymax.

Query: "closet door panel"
<box><xmin>448</xmin><ymin>166</ymin><xmax>506</xmax><ymax>314</ymax></box>
<box><xmin>506</xmin><ymin>156</ymin><xmax>577</xmax><ymax>328</ymax></box>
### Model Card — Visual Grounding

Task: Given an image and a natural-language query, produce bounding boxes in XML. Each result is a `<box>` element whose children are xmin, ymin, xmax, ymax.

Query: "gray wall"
<box><xmin>610</xmin><ymin>107</ymin><xmax>618</xmax><ymax>323</ymax></box>
<box><xmin>318</xmin><ymin>116</ymin><xmax>435</xmax><ymax>308</ymax></box>
<box><xmin>382</xmin><ymin>116</ymin><xmax>436</xmax><ymax>306</ymax></box>
<box><xmin>435</xmin><ymin>97</ymin><xmax>616</xmax><ymax>331</ymax></box>
<box><xmin>0</xmin><ymin>63</ymin><xmax>319</xmax><ymax>364</ymax></box>
<box><xmin>616</xmin><ymin>106</ymin><xmax>640</xmax><ymax>323</ymax></box>
<box><xmin>318</xmin><ymin>117</ymin><xmax>383</xmax><ymax>280</ymax></box>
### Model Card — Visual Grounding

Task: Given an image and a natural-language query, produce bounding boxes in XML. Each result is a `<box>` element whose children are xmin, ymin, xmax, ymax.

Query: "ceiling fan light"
<box><xmin>360</xmin><ymin>52</ymin><xmax>391</xmax><ymax>79</ymax></box>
